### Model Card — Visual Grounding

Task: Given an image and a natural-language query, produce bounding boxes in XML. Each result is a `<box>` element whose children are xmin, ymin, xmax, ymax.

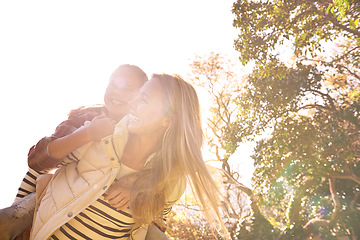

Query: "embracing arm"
<box><xmin>28</xmin><ymin>114</ymin><xmax>116</xmax><ymax>172</ymax></box>
<box><xmin>48</xmin><ymin>115</ymin><xmax>117</xmax><ymax>158</ymax></box>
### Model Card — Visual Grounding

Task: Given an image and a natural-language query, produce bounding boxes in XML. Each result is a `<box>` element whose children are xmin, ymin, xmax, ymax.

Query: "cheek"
<box><xmin>145</xmin><ymin>109</ymin><xmax>166</xmax><ymax>124</ymax></box>
<box><xmin>121</xmin><ymin>105</ymin><xmax>131</xmax><ymax>113</ymax></box>
<box><xmin>104</xmin><ymin>88</ymin><xmax>112</xmax><ymax>101</ymax></box>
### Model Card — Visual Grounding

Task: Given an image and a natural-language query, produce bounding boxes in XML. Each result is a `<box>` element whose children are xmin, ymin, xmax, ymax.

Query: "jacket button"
<box><xmin>67</xmin><ymin>212</ymin><xmax>73</xmax><ymax>217</ymax></box>
<box><xmin>110</xmin><ymin>157</ymin><xmax>115</xmax><ymax>161</ymax></box>
<box><xmin>104</xmin><ymin>140</ymin><xmax>109</xmax><ymax>144</ymax></box>
<box><xmin>103</xmin><ymin>186</ymin><xmax>108</xmax><ymax>190</ymax></box>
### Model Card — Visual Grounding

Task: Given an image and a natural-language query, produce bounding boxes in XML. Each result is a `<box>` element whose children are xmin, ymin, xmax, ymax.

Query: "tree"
<box><xmin>230</xmin><ymin>0</ymin><xmax>360</xmax><ymax>239</ymax></box>
<box><xmin>167</xmin><ymin>52</ymin><xmax>252</xmax><ymax>239</ymax></box>
<box><xmin>233</xmin><ymin>0</ymin><xmax>360</xmax><ymax>66</ymax></box>
<box><xmin>190</xmin><ymin>52</ymin><xmax>254</xmax><ymax>232</ymax></box>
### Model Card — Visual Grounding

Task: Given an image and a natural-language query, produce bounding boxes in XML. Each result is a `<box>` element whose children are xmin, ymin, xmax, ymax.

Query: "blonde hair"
<box><xmin>128</xmin><ymin>74</ymin><xmax>226</xmax><ymax>235</ymax></box>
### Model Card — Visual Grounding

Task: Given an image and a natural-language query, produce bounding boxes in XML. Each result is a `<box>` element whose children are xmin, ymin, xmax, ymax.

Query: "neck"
<box><xmin>121</xmin><ymin>134</ymin><xmax>162</xmax><ymax>170</ymax></box>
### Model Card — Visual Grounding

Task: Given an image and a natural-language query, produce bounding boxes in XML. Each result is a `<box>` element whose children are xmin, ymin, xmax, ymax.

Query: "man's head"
<box><xmin>104</xmin><ymin>64</ymin><xmax>148</xmax><ymax>121</ymax></box>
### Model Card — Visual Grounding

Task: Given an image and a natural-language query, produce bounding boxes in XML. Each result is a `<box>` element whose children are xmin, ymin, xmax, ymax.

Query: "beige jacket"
<box><xmin>30</xmin><ymin>116</ymin><xmax>145</xmax><ymax>239</ymax></box>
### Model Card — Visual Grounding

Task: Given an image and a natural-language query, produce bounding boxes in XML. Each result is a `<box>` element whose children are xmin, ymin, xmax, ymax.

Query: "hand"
<box><xmin>104</xmin><ymin>181</ymin><xmax>130</xmax><ymax>210</ymax></box>
<box><xmin>87</xmin><ymin>115</ymin><xmax>117</xmax><ymax>141</ymax></box>
<box><xmin>104</xmin><ymin>176</ymin><xmax>136</xmax><ymax>210</ymax></box>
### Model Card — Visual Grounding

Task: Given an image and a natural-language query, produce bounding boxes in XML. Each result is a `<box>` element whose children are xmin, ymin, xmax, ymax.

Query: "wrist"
<box><xmin>82</xmin><ymin>125</ymin><xmax>95</xmax><ymax>142</ymax></box>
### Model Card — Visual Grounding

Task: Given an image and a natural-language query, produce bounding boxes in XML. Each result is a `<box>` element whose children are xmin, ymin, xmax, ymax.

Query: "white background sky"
<box><xmin>0</xmin><ymin>0</ymin><xmax>253</xmax><ymax>208</ymax></box>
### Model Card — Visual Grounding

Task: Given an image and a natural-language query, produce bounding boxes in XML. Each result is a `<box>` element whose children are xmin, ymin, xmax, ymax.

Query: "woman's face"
<box><xmin>127</xmin><ymin>78</ymin><xmax>170</xmax><ymax>136</ymax></box>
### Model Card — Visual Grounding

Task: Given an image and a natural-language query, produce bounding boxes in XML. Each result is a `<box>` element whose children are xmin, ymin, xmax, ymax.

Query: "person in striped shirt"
<box><xmin>31</xmin><ymin>74</ymin><xmax>228</xmax><ymax>239</ymax></box>
<box><xmin>3</xmin><ymin>73</ymin><xmax>229</xmax><ymax>239</ymax></box>
<box><xmin>1</xmin><ymin>64</ymin><xmax>172</xmax><ymax>239</ymax></box>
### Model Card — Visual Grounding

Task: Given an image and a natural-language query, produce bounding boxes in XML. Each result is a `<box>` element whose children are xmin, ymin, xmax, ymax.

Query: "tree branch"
<box><xmin>329</xmin><ymin>45</ymin><xmax>360</xmax><ymax>65</ymax></box>
<box><xmin>302</xmin><ymin>89</ymin><xmax>360</xmax><ymax>130</ymax></box>
<box><xmin>330</xmin><ymin>172</ymin><xmax>360</xmax><ymax>185</ymax></box>
<box><xmin>350</xmin><ymin>191</ymin><xmax>360</xmax><ymax>211</ymax></box>
<box><xmin>303</xmin><ymin>178</ymin><xmax>340</xmax><ymax>231</ymax></box>
<box><xmin>289</xmin><ymin>177</ymin><xmax>315</xmax><ymax>226</ymax></box>
<box><xmin>328</xmin><ymin>178</ymin><xmax>340</xmax><ymax>224</ymax></box>
<box><xmin>339</xmin><ymin>64</ymin><xmax>360</xmax><ymax>81</ymax></box>
<box><xmin>222</xmin><ymin>169</ymin><xmax>261</xmax><ymax>216</ymax></box>
<box><xmin>330</xmin><ymin>164</ymin><xmax>360</xmax><ymax>185</ymax></box>
<box><xmin>310</xmin><ymin>4</ymin><xmax>360</xmax><ymax>37</ymax></box>
<box><xmin>307</xmin><ymin>88</ymin><xmax>336</xmax><ymax>110</ymax></box>
<box><xmin>296</xmin><ymin>103</ymin><xmax>331</xmax><ymax>112</ymax></box>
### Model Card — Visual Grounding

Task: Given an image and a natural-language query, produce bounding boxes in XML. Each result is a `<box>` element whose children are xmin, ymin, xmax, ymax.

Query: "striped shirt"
<box><xmin>15</xmin><ymin>110</ymin><xmax>186</xmax><ymax>239</ymax></box>
<box><xmin>15</xmin><ymin>158</ymin><xmax>184</xmax><ymax>240</ymax></box>
<box><xmin>15</xmin><ymin>168</ymin><xmax>41</xmax><ymax>202</ymax></box>
<box><xmin>47</xmin><ymin>160</ymin><xmax>138</xmax><ymax>239</ymax></box>
<box><xmin>47</xmin><ymin>164</ymin><xmax>183</xmax><ymax>239</ymax></box>
<box><xmin>49</xmin><ymin>196</ymin><xmax>134</xmax><ymax>239</ymax></box>
<box><xmin>14</xmin><ymin>169</ymin><xmax>144</xmax><ymax>240</ymax></box>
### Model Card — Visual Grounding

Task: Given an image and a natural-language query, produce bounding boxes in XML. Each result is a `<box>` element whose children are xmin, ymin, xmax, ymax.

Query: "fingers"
<box><xmin>104</xmin><ymin>192</ymin><xmax>130</xmax><ymax>210</ymax></box>
<box><xmin>93</xmin><ymin>115</ymin><xmax>106</xmax><ymax>120</ymax></box>
<box><xmin>96</xmin><ymin>112</ymin><xmax>117</xmax><ymax>125</ymax></box>
<box><xmin>104</xmin><ymin>179</ymin><xmax>132</xmax><ymax>210</ymax></box>
<box><xmin>103</xmin><ymin>190</ymin><xmax>118</xmax><ymax>201</ymax></box>
<box><xmin>112</xmin><ymin>196</ymin><xmax>130</xmax><ymax>210</ymax></box>
<box><xmin>87</xmin><ymin>115</ymin><xmax>116</xmax><ymax>140</ymax></box>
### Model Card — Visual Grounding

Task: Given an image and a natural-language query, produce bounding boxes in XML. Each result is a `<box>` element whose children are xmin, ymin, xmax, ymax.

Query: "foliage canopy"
<box><xmin>229</xmin><ymin>0</ymin><xmax>360</xmax><ymax>238</ymax></box>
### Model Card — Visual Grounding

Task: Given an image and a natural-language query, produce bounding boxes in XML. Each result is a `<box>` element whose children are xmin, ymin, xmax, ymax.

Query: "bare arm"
<box><xmin>47</xmin><ymin>115</ymin><xmax>116</xmax><ymax>159</ymax></box>
<box><xmin>29</xmin><ymin>115</ymin><xmax>116</xmax><ymax>171</ymax></box>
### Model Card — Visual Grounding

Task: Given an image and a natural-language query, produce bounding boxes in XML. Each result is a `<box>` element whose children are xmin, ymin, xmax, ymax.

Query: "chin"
<box><xmin>110</xmin><ymin>112</ymin><xmax>126</xmax><ymax>121</ymax></box>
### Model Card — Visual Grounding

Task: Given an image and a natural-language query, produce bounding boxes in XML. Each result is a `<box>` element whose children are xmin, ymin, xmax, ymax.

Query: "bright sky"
<box><xmin>0</xmin><ymin>0</ymin><xmax>252</xmax><ymax>208</ymax></box>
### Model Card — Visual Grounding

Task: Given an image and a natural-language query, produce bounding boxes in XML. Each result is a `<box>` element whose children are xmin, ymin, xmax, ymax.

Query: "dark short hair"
<box><xmin>115</xmin><ymin>64</ymin><xmax>148</xmax><ymax>85</ymax></box>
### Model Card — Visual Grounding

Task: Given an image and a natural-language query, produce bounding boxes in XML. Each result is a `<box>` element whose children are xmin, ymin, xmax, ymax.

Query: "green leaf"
<box><xmin>326</xmin><ymin>4</ymin><xmax>333</xmax><ymax>14</ymax></box>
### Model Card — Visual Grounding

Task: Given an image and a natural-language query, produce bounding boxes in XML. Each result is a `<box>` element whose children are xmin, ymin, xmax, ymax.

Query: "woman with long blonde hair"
<box><xmin>23</xmin><ymin>74</ymin><xmax>227</xmax><ymax>239</ymax></box>
<box><xmin>125</xmin><ymin>74</ymin><xmax>227</xmax><ymax>233</ymax></box>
